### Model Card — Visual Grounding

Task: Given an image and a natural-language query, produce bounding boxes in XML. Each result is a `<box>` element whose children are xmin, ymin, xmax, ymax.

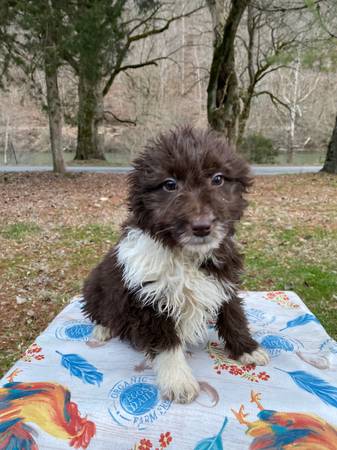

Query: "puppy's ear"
<box><xmin>236</xmin><ymin>164</ymin><xmax>254</xmax><ymax>193</ymax></box>
<box><xmin>225</xmin><ymin>154</ymin><xmax>254</xmax><ymax>193</ymax></box>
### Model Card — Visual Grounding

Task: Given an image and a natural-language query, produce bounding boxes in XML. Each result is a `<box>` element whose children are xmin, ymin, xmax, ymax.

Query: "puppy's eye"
<box><xmin>211</xmin><ymin>173</ymin><xmax>224</xmax><ymax>186</ymax></box>
<box><xmin>163</xmin><ymin>178</ymin><xmax>177</xmax><ymax>192</ymax></box>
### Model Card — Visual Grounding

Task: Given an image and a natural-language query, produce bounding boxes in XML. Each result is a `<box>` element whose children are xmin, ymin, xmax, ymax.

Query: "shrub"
<box><xmin>239</xmin><ymin>133</ymin><xmax>278</xmax><ymax>164</ymax></box>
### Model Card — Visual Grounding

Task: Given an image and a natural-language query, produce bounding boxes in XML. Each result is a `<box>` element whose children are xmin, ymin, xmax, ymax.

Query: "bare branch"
<box><xmin>126</xmin><ymin>4</ymin><xmax>163</xmax><ymax>35</ymax></box>
<box><xmin>315</xmin><ymin>2</ymin><xmax>337</xmax><ymax>39</ymax></box>
<box><xmin>128</xmin><ymin>5</ymin><xmax>205</xmax><ymax>43</ymax></box>
<box><xmin>253</xmin><ymin>89</ymin><xmax>291</xmax><ymax>111</ymax></box>
<box><xmin>117</xmin><ymin>57</ymin><xmax>162</xmax><ymax>72</ymax></box>
<box><xmin>102</xmin><ymin>4</ymin><xmax>204</xmax><ymax>97</ymax></box>
<box><xmin>256</xmin><ymin>64</ymin><xmax>291</xmax><ymax>82</ymax></box>
<box><xmin>104</xmin><ymin>110</ymin><xmax>136</xmax><ymax>126</ymax></box>
<box><xmin>252</xmin><ymin>0</ymin><xmax>324</xmax><ymax>13</ymax></box>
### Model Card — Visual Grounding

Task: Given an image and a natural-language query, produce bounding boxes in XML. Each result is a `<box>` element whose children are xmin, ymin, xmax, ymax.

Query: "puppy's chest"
<box><xmin>117</xmin><ymin>228</ymin><xmax>231</xmax><ymax>345</ymax></box>
<box><xmin>138</xmin><ymin>256</ymin><xmax>226</xmax><ymax>345</ymax></box>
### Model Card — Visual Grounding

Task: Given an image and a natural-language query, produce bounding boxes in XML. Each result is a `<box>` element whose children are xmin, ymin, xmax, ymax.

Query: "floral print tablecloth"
<box><xmin>1</xmin><ymin>291</ymin><xmax>337</xmax><ymax>449</ymax></box>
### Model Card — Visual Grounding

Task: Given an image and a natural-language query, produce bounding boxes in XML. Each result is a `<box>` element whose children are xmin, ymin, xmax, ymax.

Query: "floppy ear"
<box><xmin>230</xmin><ymin>155</ymin><xmax>254</xmax><ymax>193</ymax></box>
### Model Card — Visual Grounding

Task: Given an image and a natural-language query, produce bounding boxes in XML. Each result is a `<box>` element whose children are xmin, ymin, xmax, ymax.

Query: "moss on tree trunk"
<box><xmin>207</xmin><ymin>0</ymin><xmax>250</xmax><ymax>148</ymax></box>
<box><xmin>75</xmin><ymin>73</ymin><xmax>105</xmax><ymax>161</ymax></box>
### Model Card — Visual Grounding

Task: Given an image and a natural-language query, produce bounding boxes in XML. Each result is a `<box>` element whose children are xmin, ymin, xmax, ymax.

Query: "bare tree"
<box><xmin>237</xmin><ymin>4</ymin><xmax>294</xmax><ymax>144</ymax></box>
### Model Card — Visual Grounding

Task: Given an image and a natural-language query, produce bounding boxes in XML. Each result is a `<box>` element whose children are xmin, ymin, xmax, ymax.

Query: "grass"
<box><xmin>0</xmin><ymin>172</ymin><xmax>336</xmax><ymax>377</ymax></box>
<box><xmin>0</xmin><ymin>223</ymin><xmax>118</xmax><ymax>376</ymax></box>
<box><xmin>239</xmin><ymin>224</ymin><xmax>337</xmax><ymax>338</ymax></box>
<box><xmin>0</xmin><ymin>222</ymin><xmax>41</xmax><ymax>240</ymax></box>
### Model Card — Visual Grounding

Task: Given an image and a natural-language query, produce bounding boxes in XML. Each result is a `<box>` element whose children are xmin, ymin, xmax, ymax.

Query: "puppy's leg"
<box><xmin>216</xmin><ymin>296</ymin><xmax>270</xmax><ymax>366</ymax></box>
<box><xmin>93</xmin><ymin>323</ymin><xmax>112</xmax><ymax>342</ymax></box>
<box><xmin>153</xmin><ymin>346</ymin><xmax>200</xmax><ymax>404</ymax></box>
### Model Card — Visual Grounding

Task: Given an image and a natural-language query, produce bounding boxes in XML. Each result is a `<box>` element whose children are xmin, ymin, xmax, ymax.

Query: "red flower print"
<box><xmin>207</xmin><ymin>341</ymin><xmax>270</xmax><ymax>382</ymax></box>
<box><xmin>229</xmin><ymin>366</ymin><xmax>243</xmax><ymax>376</ymax></box>
<box><xmin>139</xmin><ymin>438</ymin><xmax>153</xmax><ymax>450</ymax></box>
<box><xmin>159</xmin><ymin>432</ymin><xmax>172</xmax><ymax>448</ymax></box>
<box><xmin>264</xmin><ymin>291</ymin><xmax>299</xmax><ymax>308</ymax></box>
<box><xmin>35</xmin><ymin>355</ymin><xmax>45</xmax><ymax>360</ymax></box>
<box><xmin>243</xmin><ymin>364</ymin><xmax>255</xmax><ymax>371</ymax></box>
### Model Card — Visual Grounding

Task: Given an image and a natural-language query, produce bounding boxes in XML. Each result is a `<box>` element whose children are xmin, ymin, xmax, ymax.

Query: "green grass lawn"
<box><xmin>240</xmin><ymin>225</ymin><xmax>337</xmax><ymax>338</ymax></box>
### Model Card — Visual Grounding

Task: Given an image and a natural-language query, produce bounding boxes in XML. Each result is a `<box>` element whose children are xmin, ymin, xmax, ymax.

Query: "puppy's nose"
<box><xmin>191</xmin><ymin>217</ymin><xmax>212</xmax><ymax>237</ymax></box>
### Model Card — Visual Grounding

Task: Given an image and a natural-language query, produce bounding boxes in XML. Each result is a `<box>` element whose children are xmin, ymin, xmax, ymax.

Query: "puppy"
<box><xmin>82</xmin><ymin>126</ymin><xmax>269</xmax><ymax>403</ymax></box>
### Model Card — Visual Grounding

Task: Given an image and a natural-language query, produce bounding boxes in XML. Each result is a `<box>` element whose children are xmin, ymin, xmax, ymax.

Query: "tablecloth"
<box><xmin>1</xmin><ymin>291</ymin><xmax>337</xmax><ymax>449</ymax></box>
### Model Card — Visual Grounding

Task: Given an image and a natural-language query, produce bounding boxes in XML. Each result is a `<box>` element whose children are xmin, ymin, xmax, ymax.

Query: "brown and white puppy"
<box><xmin>82</xmin><ymin>126</ymin><xmax>269</xmax><ymax>403</ymax></box>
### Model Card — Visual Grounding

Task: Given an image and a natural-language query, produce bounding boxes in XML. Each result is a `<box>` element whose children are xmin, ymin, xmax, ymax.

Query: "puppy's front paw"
<box><xmin>160</xmin><ymin>371</ymin><xmax>200</xmax><ymax>404</ymax></box>
<box><xmin>239</xmin><ymin>347</ymin><xmax>270</xmax><ymax>366</ymax></box>
<box><xmin>154</xmin><ymin>347</ymin><xmax>200</xmax><ymax>403</ymax></box>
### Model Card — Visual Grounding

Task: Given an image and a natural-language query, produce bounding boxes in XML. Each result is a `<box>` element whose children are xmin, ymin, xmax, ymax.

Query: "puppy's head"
<box><xmin>128</xmin><ymin>126</ymin><xmax>252</xmax><ymax>254</ymax></box>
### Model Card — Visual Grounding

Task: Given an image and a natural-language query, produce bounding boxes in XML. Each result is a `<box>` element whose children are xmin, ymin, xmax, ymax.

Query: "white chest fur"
<box><xmin>116</xmin><ymin>228</ymin><xmax>233</xmax><ymax>346</ymax></box>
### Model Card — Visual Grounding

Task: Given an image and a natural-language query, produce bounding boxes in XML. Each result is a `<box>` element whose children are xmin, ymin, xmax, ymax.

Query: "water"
<box><xmin>0</xmin><ymin>151</ymin><xmax>130</xmax><ymax>166</ymax></box>
<box><xmin>0</xmin><ymin>150</ymin><xmax>326</xmax><ymax>167</ymax></box>
<box><xmin>275</xmin><ymin>151</ymin><xmax>326</xmax><ymax>166</ymax></box>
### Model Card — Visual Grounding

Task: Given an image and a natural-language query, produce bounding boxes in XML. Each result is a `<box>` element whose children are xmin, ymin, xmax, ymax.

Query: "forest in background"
<box><xmin>1</xmin><ymin>0</ymin><xmax>337</xmax><ymax>172</ymax></box>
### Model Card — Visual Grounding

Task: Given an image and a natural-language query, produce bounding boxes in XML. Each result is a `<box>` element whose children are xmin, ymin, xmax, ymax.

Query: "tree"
<box><xmin>0</xmin><ymin>0</ymin><xmax>66</xmax><ymax>173</ymax></box>
<box><xmin>322</xmin><ymin>114</ymin><xmax>337</xmax><ymax>173</ymax></box>
<box><xmin>0</xmin><ymin>1</ymin><xmax>15</xmax><ymax>88</ymax></box>
<box><xmin>236</xmin><ymin>0</ymin><xmax>321</xmax><ymax>151</ymax></box>
<box><xmin>53</xmin><ymin>0</ymin><xmax>202</xmax><ymax>160</ymax></box>
<box><xmin>236</xmin><ymin>3</ymin><xmax>299</xmax><ymax>145</ymax></box>
<box><xmin>43</xmin><ymin>1</ymin><xmax>65</xmax><ymax>173</ymax></box>
<box><xmin>206</xmin><ymin>0</ymin><xmax>250</xmax><ymax>147</ymax></box>
<box><xmin>307</xmin><ymin>0</ymin><xmax>337</xmax><ymax>173</ymax></box>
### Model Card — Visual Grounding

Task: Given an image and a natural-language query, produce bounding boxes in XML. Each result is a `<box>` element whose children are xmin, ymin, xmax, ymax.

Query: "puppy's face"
<box><xmin>128</xmin><ymin>127</ymin><xmax>252</xmax><ymax>253</ymax></box>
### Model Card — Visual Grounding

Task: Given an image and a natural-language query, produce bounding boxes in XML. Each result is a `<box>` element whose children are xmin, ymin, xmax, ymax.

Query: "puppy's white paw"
<box><xmin>154</xmin><ymin>347</ymin><xmax>200</xmax><ymax>404</ymax></box>
<box><xmin>239</xmin><ymin>347</ymin><xmax>270</xmax><ymax>366</ymax></box>
<box><xmin>159</xmin><ymin>370</ymin><xmax>200</xmax><ymax>404</ymax></box>
<box><xmin>93</xmin><ymin>324</ymin><xmax>112</xmax><ymax>342</ymax></box>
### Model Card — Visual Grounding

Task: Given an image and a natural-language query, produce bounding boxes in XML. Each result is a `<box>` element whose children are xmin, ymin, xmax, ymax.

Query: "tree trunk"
<box><xmin>237</xmin><ymin>89</ymin><xmax>253</xmax><ymax>145</ymax></box>
<box><xmin>287</xmin><ymin>57</ymin><xmax>300</xmax><ymax>163</ymax></box>
<box><xmin>44</xmin><ymin>2</ymin><xmax>65</xmax><ymax>174</ymax></box>
<box><xmin>237</xmin><ymin>4</ymin><xmax>255</xmax><ymax>146</ymax></box>
<box><xmin>75</xmin><ymin>74</ymin><xmax>105</xmax><ymax>160</ymax></box>
<box><xmin>322</xmin><ymin>113</ymin><xmax>337</xmax><ymax>174</ymax></box>
<box><xmin>207</xmin><ymin>0</ymin><xmax>249</xmax><ymax>148</ymax></box>
<box><xmin>45</xmin><ymin>67</ymin><xmax>65</xmax><ymax>173</ymax></box>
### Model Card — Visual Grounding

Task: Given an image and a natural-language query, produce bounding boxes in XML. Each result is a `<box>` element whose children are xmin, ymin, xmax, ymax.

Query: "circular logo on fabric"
<box><xmin>55</xmin><ymin>320</ymin><xmax>94</xmax><ymax>341</ymax></box>
<box><xmin>108</xmin><ymin>376</ymin><xmax>171</xmax><ymax>430</ymax></box>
